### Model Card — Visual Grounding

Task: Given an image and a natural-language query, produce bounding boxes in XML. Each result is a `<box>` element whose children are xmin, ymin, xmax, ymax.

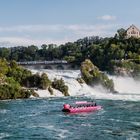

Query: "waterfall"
<box><xmin>109</xmin><ymin>76</ymin><xmax>140</xmax><ymax>94</ymax></box>
<box><xmin>30</xmin><ymin>69</ymin><xmax>140</xmax><ymax>101</ymax></box>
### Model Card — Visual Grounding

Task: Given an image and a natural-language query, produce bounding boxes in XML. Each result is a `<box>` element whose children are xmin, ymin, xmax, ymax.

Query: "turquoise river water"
<box><xmin>0</xmin><ymin>96</ymin><xmax>140</xmax><ymax>140</ymax></box>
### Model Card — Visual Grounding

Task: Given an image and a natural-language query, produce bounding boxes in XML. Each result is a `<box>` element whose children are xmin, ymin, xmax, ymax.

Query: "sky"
<box><xmin>0</xmin><ymin>0</ymin><xmax>140</xmax><ymax>47</ymax></box>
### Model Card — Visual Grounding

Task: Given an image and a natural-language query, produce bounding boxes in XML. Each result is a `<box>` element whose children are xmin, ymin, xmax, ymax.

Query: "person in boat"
<box><xmin>69</xmin><ymin>102</ymin><xmax>97</xmax><ymax>108</ymax></box>
<box><xmin>91</xmin><ymin>101</ymin><xmax>97</xmax><ymax>106</ymax></box>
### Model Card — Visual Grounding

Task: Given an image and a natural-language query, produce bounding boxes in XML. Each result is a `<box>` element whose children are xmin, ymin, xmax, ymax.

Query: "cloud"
<box><xmin>0</xmin><ymin>24</ymin><xmax>116</xmax><ymax>33</ymax></box>
<box><xmin>0</xmin><ymin>25</ymin><xmax>62</xmax><ymax>32</ymax></box>
<box><xmin>67</xmin><ymin>24</ymin><xmax>116</xmax><ymax>36</ymax></box>
<box><xmin>0</xmin><ymin>37</ymin><xmax>70</xmax><ymax>47</ymax></box>
<box><xmin>0</xmin><ymin>24</ymin><xmax>118</xmax><ymax>47</ymax></box>
<box><xmin>98</xmin><ymin>15</ymin><xmax>116</xmax><ymax>21</ymax></box>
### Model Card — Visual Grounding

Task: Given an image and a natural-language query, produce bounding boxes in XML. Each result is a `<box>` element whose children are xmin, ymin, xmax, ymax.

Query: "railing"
<box><xmin>17</xmin><ymin>60</ymin><xmax>68</xmax><ymax>65</ymax></box>
<box><xmin>113</xmin><ymin>59</ymin><xmax>140</xmax><ymax>62</ymax></box>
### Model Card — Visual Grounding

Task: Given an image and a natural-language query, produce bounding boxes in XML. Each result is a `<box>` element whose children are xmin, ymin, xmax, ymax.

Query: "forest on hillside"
<box><xmin>0</xmin><ymin>29</ymin><xmax>140</xmax><ymax>75</ymax></box>
<box><xmin>0</xmin><ymin>29</ymin><xmax>140</xmax><ymax>99</ymax></box>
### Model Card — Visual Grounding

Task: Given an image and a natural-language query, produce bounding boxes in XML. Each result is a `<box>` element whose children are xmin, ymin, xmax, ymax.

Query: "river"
<box><xmin>0</xmin><ymin>69</ymin><xmax>140</xmax><ymax>140</ymax></box>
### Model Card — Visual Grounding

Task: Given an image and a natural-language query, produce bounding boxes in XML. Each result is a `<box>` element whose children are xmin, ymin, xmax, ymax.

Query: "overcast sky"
<box><xmin>0</xmin><ymin>0</ymin><xmax>140</xmax><ymax>46</ymax></box>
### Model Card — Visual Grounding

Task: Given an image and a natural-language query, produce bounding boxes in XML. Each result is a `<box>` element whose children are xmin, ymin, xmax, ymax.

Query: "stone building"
<box><xmin>126</xmin><ymin>25</ymin><xmax>140</xmax><ymax>38</ymax></box>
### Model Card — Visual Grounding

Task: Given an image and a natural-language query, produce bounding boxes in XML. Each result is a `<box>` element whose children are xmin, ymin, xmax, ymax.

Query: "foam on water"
<box><xmin>0</xmin><ymin>133</ymin><xmax>10</xmax><ymax>139</ymax></box>
<box><xmin>109</xmin><ymin>76</ymin><xmax>140</xmax><ymax>94</ymax></box>
<box><xmin>0</xmin><ymin>109</ymin><xmax>9</xmax><ymax>114</ymax></box>
<box><xmin>29</xmin><ymin>69</ymin><xmax>140</xmax><ymax>101</ymax></box>
<box><xmin>27</xmin><ymin>124</ymin><xmax>71</xmax><ymax>139</ymax></box>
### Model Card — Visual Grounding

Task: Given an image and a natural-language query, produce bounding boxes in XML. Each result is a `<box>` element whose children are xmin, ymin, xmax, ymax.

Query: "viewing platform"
<box><xmin>17</xmin><ymin>60</ymin><xmax>68</xmax><ymax>65</ymax></box>
<box><xmin>16</xmin><ymin>60</ymin><xmax>72</xmax><ymax>69</ymax></box>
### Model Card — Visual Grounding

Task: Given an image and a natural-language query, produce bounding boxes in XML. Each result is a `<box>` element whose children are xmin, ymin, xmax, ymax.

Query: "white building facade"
<box><xmin>126</xmin><ymin>25</ymin><xmax>140</xmax><ymax>38</ymax></box>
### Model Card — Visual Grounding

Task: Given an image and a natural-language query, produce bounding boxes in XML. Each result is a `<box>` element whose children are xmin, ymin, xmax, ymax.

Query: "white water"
<box><xmin>110</xmin><ymin>76</ymin><xmax>140</xmax><ymax>93</ymax></box>
<box><xmin>30</xmin><ymin>69</ymin><xmax>140</xmax><ymax>101</ymax></box>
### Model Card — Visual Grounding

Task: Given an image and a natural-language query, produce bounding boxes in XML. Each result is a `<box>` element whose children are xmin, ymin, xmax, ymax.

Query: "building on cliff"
<box><xmin>126</xmin><ymin>25</ymin><xmax>140</xmax><ymax>38</ymax></box>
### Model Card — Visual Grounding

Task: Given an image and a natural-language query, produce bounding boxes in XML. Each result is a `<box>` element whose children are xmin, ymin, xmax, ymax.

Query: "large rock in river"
<box><xmin>80</xmin><ymin>59</ymin><xmax>115</xmax><ymax>92</ymax></box>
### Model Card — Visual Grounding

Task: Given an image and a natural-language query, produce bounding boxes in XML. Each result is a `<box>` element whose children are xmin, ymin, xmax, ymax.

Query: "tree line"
<box><xmin>0</xmin><ymin>29</ymin><xmax>140</xmax><ymax>72</ymax></box>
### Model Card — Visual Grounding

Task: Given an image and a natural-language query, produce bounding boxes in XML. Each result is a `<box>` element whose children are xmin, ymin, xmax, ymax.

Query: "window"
<box><xmin>131</xmin><ymin>30</ymin><xmax>136</xmax><ymax>34</ymax></box>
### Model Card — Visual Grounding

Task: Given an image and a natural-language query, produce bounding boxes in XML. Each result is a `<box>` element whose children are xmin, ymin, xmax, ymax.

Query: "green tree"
<box><xmin>0</xmin><ymin>59</ymin><xmax>9</xmax><ymax>75</ymax></box>
<box><xmin>40</xmin><ymin>73</ymin><xmax>51</xmax><ymax>89</ymax></box>
<box><xmin>52</xmin><ymin>78</ymin><xmax>69</xmax><ymax>96</ymax></box>
<box><xmin>117</xmin><ymin>28</ymin><xmax>126</xmax><ymax>39</ymax></box>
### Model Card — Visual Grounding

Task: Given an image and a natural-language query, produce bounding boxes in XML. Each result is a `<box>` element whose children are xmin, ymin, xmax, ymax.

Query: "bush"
<box><xmin>0</xmin><ymin>59</ymin><xmax>35</xmax><ymax>99</ymax></box>
<box><xmin>110</xmin><ymin>60</ymin><xmax>140</xmax><ymax>77</ymax></box>
<box><xmin>52</xmin><ymin>78</ymin><xmax>69</xmax><ymax>96</ymax></box>
<box><xmin>40</xmin><ymin>73</ymin><xmax>51</xmax><ymax>89</ymax></box>
<box><xmin>0</xmin><ymin>58</ymin><xmax>9</xmax><ymax>75</ymax></box>
<box><xmin>23</xmin><ymin>73</ymin><xmax>41</xmax><ymax>87</ymax></box>
<box><xmin>7</xmin><ymin>61</ymin><xmax>32</xmax><ymax>85</ymax></box>
<box><xmin>0</xmin><ymin>77</ymin><xmax>32</xmax><ymax>100</ymax></box>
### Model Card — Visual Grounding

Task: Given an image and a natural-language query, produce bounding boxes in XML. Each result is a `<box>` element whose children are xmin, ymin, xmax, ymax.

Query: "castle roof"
<box><xmin>126</xmin><ymin>24</ymin><xmax>140</xmax><ymax>32</ymax></box>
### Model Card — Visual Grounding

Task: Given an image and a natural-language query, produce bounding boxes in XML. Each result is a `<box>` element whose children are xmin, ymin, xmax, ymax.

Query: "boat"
<box><xmin>62</xmin><ymin>101</ymin><xmax>102</xmax><ymax>113</ymax></box>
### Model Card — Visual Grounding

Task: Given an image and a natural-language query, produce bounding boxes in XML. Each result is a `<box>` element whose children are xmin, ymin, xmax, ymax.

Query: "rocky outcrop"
<box><xmin>52</xmin><ymin>78</ymin><xmax>69</xmax><ymax>96</ymax></box>
<box><xmin>111</xmin><ymin>60</ymin><xmax>140</xmax><ymax>78</ymax></box>
<box><xmin>80</xmin><ymin>59</ymin><xmax>115</xmax><ymax>92</ymax></box>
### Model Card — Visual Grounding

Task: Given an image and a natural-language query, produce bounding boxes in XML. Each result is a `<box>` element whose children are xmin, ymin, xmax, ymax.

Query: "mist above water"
<box><xmin>30</xmin><ymin>69</ymin><xmax>140</xmax><ymax>101</ymax></box>
<box><xmin>109</xmin><ymin>76</ymin><xmax>140</xmax><ymax>94</ymax></box>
